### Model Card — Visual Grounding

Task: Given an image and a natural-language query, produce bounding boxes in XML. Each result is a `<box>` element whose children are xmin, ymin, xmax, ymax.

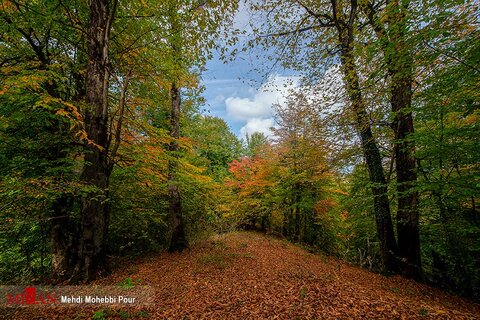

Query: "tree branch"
<box><xmin>109</xmin><ymin>69</ymin><xmax>132</xmax><ymax>165</ymax></box>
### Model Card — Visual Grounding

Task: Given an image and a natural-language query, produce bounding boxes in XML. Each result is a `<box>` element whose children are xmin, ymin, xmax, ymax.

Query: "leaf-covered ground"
<box><xmin>4</xmin><ymin>232</ymin><xmax>480</xmax><ymax>319</ymax></box>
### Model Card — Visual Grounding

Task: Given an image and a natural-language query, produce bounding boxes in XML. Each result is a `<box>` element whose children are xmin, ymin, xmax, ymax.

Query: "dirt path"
<box><xmin>4</xmin><ymin>232</ymin><xmax>480</xmax><ymax>319</ymax></box>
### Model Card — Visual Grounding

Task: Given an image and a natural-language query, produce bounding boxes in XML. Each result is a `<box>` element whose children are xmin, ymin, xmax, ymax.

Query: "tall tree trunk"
<box><xmin>51</xmin><ymin>43</ymin><xmax>86</xmax><ymax>283</ymax></box>
<box><xmin>167</xmin><ymin>82</ymin><xmax>188</xmax><ymax>252</ymax></box>
<box><xmin>71</xmin><ymin>0</ymin><xmax>115</xmax><ymax>282</ymax></box>
<box><xmin>363</xmin><ymin>0</ymin><xmax>422</xmax><ymax>279</ymax></box>
<box><xmin>389</xmin><ymin>22</ymin><xmax>422</xmax><ymax>280</ymax></box>
<box><xmin>391</xmin><ymin>71</ymin><xmax>421</xmax><ymax>279</ymax></box>
<box><xmin>337</xmin><ymin>26</ymin><xmax>398</xmax><ymax>273</ymax></box>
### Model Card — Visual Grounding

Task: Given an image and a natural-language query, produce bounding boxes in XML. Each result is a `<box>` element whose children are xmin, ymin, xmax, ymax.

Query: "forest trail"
<box><xmin>5</xmin><ymin>232</ymin><xmax>480</xmax><ymax>319</ymax></box>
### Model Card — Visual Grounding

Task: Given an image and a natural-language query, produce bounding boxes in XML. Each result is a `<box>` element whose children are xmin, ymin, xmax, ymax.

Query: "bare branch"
<box><xmin>261</xmin><ymin>24</ymin><xmax>333</xmax><ymax>38</ymax></box>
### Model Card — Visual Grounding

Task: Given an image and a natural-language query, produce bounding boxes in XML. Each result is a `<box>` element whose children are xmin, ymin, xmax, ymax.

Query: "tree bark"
<box><xmin>71</xmin><ymin>0</ymin><xmax>115</xmax><ymax>282</ymax></box>
<box><xmin>386</xmin><ymin>3</ymin><xmax>422</xmax><ymax>279</ymax></box>
<box><xmin>51</xmin><ymin>194</ymin><xmax>76</xmax><ymax>281</ymax></box>
<box><xmin>167</xmin><ymin>82</ymin><xmax>188</xmax><ymax>252</ymax></box>
<box><xmin>336</xmin><ymin>20</ymin><xmax>398</xmax><ymax>272</ymax></box>
<box><xmin>391</xmin><ymin>71</ymin><xmax>421</xmax><ymax>279</ymax></box>
<box><xmin>363</xmin><ymin>0</ymin><xmax>422</xmax><ymax>279</ymax></box>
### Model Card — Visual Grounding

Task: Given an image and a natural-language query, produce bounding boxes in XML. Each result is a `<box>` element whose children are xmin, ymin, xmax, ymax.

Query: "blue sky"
<box><xmin>200</xmin><ymin>55</ymin><xmax>300</xmax><ymax>139</ymax></box>
<box><xmin>200</xmin><ymin>53</ymin><xmax>255</xmax><ymax>136</ymax></box>
<box><xmin>198</xmin><ymin>2</ymin><xmax>300</xmax><ymax>140</ymax></box>
<box><xmin>200</xmin><ymin>47</ymin><xmax>300</xmax><ymax>139</ymax></box>
<box><xmin>197</xmin><ymin>1</ymin><xmax>345</xmax><ymax>140</ymax></box>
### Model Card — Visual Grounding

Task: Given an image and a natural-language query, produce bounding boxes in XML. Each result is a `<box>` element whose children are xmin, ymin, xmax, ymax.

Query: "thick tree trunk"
<box><xmin>338</xmin><ymin>32</ymin><xmax>398</xmax><ymax>273</ymax></box>
<box><xmin>391</xmin><ymin>74</ymin><xmax>421</xmax><ymax>279</ymax></box>
<box><xmin>167</xmin><ymin>82</ymin><xmax>188</xmax><ymax>252</ymax></box>
<box><xmin>71</xmin><ymin>0</ymin><xmax>114</xmax><ymax>282</ymax></box>
<box><xmin>386</xmin><ymin>5</ymin><xmax>422</xmax><ymax>279</ymax></box>
<box><xmin>363</xmin><ymin>0</ymin><xmax>422</xmax><ymax>279</ymax></box>
<box><xmin>51</xmin><ymin>195</ymin><xmax>76</xmax><ymax>281</ymax></box>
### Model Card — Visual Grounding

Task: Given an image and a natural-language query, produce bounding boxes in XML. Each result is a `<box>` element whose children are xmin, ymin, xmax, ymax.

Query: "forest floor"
<box><xmin>3</xmin><ymin>231</ymin><xmax>480</xmax><ymax>319</ymax></box>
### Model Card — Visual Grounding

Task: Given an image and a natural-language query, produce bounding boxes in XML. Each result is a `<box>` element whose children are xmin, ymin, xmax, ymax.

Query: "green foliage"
<box><xmin>187</xmin><ymin>115</ymin><xmax>243</xmax><ymax>181</ymax></box>
<box><xmin>117</xmin><ymin>277</ymin><xmax>140</xmax><ymax>289</ymax></box>
<box><xmin>340</xmin><ymin>165</ymin><xmax>381</xmax><ymax>269</ymax></box>
<box><xmin>108</xmin><ymin>162</ymin><xmax>168</xmax><ymax>255</ymax></box>
<box><xmin>244</xmin><ymin>132</ymin><xmax>268</xmax><ymax>158</ymax></box>
<box><xmin>92</xmin><ymin>309</ymin><xmax>107</xmax><ymax>320</ymax></box>
<box><xmin>414</xmin><ymin>29</ymin><xmax>480</xmax><ymax>298</ymax></box>
<box><xmin>222</xmin><ymin>93</ymin><xmax>342</xmax><ymax>254</ymax></box>
<box><xmin>0</xmin><ymin>71</ymin><xmax>81</xmax><ymax>284</ymax></box>
<box><xmin>1</xmin><ymin>0</ymin><xmax>479</xmax><ymax>303</ymax></box>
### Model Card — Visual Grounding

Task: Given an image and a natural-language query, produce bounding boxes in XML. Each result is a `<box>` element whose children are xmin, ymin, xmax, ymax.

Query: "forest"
<box><xmin>0</xmin><ymin>0</ymin><xmax>479</xmax><ymax>318</ymax></box>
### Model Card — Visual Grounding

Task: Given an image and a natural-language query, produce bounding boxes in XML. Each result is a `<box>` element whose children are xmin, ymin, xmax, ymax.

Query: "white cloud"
<box><xmin>212</xmin><ymin>94</ymin><xmax>226</xmax><ymax>104</ymax></box>
<box><xmin>225</xmin><ymin>96</ymin><xmax>272</xmax><ymax>121</ymax></box>
<box><xmin>225</xmin><ymin>75</ymin><xmax>298</xmax><ymax>138</ymax></box>
<box><xmin>240</xmin><ymin>118</ymin><xmax>275</xmax><ymax>138</ymax></box>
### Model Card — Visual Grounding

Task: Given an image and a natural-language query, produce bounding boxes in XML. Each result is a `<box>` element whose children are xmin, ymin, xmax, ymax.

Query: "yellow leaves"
<box><xmin>0</xmin><ymin>0</ymin><xmax>18</xmax><ymax>14</ymax></box>
<box><xmin>0</xmin><ymin>72</ymin><xmax>44</xmax><ymax>94</ymax></box>
<box><xmin>16</xmin><ymin>74</ymin><xmax>45</xmax><ymax>92</ymax></box>
<box><xmin>63</xmin><ymin>101</ymin><xmax>83</xmax><ymax>121</ymax></box>
<box><xmin>464</xmin><ymin>111</ymin><xmax>480</xmax><ymax>126</ymax></box>
<box><xmin>0</xmin><ymin>85</ymin><xmax>9</xmax><ymax>95</ymax></box>
<box><xmin>179</xmin><ymin>160</ymin><xmax>211</xmax><ymax>184</ymax></box>
<box><xmin>33</xmin><ymin>96</ymin><xmax>82</xmax><ymax>125</ymax></box>
<box><xmin>75</xmin><ymin>129</ymin><xmax>105</xmax><ymax>152</ymax></box>
<box><xmin>139</xmin><ymin>0</ymin><xmax>148</xmax><ymax>9</ymax></box>
<box><xmin>178</xmin><ymin>73</ymin><xmax>199</xmax><ymax>89</ymax></box>
<box><xmin>0</xmin><ymin>65</ymin><xmax>23</xmax><ymax>75</ymax></box>
<box><xmin>75</xmin><ymin>129</ymin><xmax>88</xmax><ymax>141</ymax></box>
<box><xmin>153</xmin><ymin>77</ymin><xmax>172</xmax><ymax>90</ymax></box>
<box><xmin>55</xmin><ymin>109</ymin><xmax>69</xmax><ymax>117</ymax></box>
<box><xmin>178</xmin><ymin>136</ymin><xmax>194</xmax><ymax>151</ymax></box>
<box><xmin>331</xmin><ymin>187</ymin><xmax>348</xmax><ymax>196</ymax></box>
<box><xmin>443</xmin><ymin>110</ymin><xmax>480</xmax><ymax>129</ymax></box>
<box><xmin>31</xmin><ymin>95</ymin><xmax>94</xmax><ymax>148</ymax></box>
<box><xmin>139</xmin><ymin>165</ymin><xmax>168</xmax><ymax>183</ymax></box>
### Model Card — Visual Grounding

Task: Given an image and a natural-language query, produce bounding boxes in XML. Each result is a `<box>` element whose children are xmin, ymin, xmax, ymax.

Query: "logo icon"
<box><xmin>5</xmin><ymin>287</ymin><xmax>57</xmax><ymax>305</ymax></box>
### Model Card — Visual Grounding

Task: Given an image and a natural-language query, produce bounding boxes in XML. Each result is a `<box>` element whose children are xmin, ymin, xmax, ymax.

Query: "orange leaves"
<box><xmin>34</xmin><ymin>95</ymin><xmax>84</xmax><ymax>124</ymax></box>
<box><xmin>9</xmin><ymin>232</ymin><xmax>480</xmax><ymax>319</ymax></box>
<box><xmin>314</xmin><ymin>198</ymin><xmax>337</xmax><ymax>217</ymax></box>
<box><xmin>228</xmin><ymin>156</ymin><xmax>274</xmax><ymax>193</ymax></box>
<box><xmin>0</xmin><ymin>0</ymin><xmax>18</xmax><ymax>13</ymax></box>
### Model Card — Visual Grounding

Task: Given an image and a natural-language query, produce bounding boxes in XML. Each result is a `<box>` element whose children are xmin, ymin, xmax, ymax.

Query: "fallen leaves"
<box><xmin>3</xmin><ymin>232</ymin><xmax>480</xmax><ymax>319</ymax></box>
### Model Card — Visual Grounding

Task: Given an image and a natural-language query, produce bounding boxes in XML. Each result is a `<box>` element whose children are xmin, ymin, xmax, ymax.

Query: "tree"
<box><xmin>157</xmin><ymin>0</ymin><xmax>238</xmax><ymax>252</ymax></box>
<box><xmin>245</xmin><ymin>132</ymin><xmax>269</xmax><ymax>158</ymax></box>
<box><xmin>0</xmin><ymin>0</ymin><xmax>239</xmax><ymax>282</ymax></box>
<box><xmin>187</xmin><ymin>115</ymin><xmax>243</xmax><ymax>180</ymax></box>
<box><xmin>361</xmin><ymin>0</ymin><xmax>421</xmax><ymax>279</ymax></box>
<box><xmin>246</xmin><ymin>0</ymin><xmax>398</xmax><ymax>272</ymax></box>
<box><xmin>272</xmin><ymin>91</ymin><xmax>331</xmax><ymax>243</ymax></box>
<box><xmin>227</xmin><ymin>148</ymin><xmax>275</xmax><ymax>231</ymax></box>
<box><xmin>413</xmin><ymin>8</ymin><xmax>480</xmax><ymax>295</ymax></box>
<box><xmin>0</xmin><ymin>0</ymin><xmax>88</xmax><ymax>281</ymax></box>
<box><xmin>72</xmin><ymin>0</ymin><xmax>118</xmax><ymax>282</ymax></box>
